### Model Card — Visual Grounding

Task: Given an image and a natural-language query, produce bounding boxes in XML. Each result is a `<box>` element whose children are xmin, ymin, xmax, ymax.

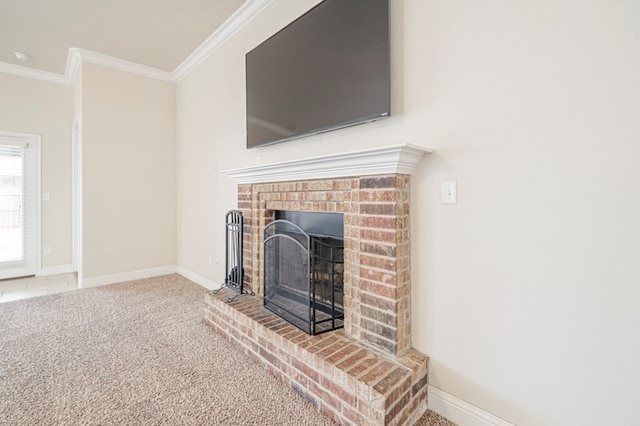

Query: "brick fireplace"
<box><xmin>205</xmin><ymin>144</ymin><xmax>431</xmax><ymax>425</ymax></box>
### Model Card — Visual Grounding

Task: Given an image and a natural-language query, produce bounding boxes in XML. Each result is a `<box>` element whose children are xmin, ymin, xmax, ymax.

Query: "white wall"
<box><xmin>409</xmin><ymin>1</ymin><xmax>640</xmax><ymax>424</ymax></box>
<box><xmin>82</xmin><ymin>63</ymin><xmax>177</xmax><ymax>280</ymax></box>
<box><xmin>176</xmin><ymin>0</ymin><xmax>640</xmax><ymax>424</ymax></box>
<box><xmin>177</xmin><ymin>1</ymin><xmax>326</xmax><ymax>282</ymax></box>
<box><xmin>0</xmin><ymin>73</ymin><xmax>73</xmax><ymax>269</ymax></box>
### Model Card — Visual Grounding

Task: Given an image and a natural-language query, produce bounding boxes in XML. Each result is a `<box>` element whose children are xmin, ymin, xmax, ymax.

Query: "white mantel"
<box><xmin>221</xmin><ymin>143</ymin><xmax>432</xmax><ymax>184</ymax></box>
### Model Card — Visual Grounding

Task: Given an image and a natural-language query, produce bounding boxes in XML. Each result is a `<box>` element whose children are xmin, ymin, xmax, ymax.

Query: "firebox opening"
<box><xmin>263</xmin><ymin>211</ymin><xmax>344</xmax><ymax>335</ymax></box>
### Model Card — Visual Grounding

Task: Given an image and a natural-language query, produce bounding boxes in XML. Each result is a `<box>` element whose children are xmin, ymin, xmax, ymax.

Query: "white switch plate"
<box><xmin>442</xmin><ymin>181</ymin><xmax>457</xmax><ymax>204</ymax></box>
<box><xmin>43</xmin><ymin>193</ymin><xmax>50</xmax><ymax>201</ymax></box>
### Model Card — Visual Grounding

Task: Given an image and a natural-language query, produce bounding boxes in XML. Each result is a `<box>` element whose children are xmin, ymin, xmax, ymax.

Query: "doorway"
<box><xmin>0</xmin><ymin>132</ymin><xmax>40</xmax><ymax>280</ymax></box>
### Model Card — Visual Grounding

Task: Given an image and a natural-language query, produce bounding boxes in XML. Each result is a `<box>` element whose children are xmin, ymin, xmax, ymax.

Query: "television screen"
<box><xmin>246</xmin><ymin>0</ymin><xmax>390</xmax><ymax>149</ymax></box>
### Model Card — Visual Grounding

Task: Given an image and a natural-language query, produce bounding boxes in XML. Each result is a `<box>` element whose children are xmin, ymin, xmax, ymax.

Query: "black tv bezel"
<box><xmin>245</xmin><ymin>0</ymin><xmax>390</xmax><ymax>149</ymax></box>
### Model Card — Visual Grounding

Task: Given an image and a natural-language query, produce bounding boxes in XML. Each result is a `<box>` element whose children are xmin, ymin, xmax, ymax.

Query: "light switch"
<box><xmin>43</xmin><ymin>193</ymin><xmax>50</xmax><ymax>202</ymax></box>
<box><xmin>442</xmin><ymin>181</ymin><xmax>457</xmax><ymax>204</ymax></box>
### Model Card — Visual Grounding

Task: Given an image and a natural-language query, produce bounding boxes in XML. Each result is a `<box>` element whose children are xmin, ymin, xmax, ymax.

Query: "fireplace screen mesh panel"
<box><xmin>264</xmin><ymin>219</ymin><xmax>344</xmax><ymax>335</ymax></box>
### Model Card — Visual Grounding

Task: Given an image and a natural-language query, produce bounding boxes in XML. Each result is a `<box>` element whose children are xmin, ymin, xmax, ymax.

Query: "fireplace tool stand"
<box><xmin>214</xmin><ymin>210</ymin><xmax>253</xmax><ymax>302</ymax></box>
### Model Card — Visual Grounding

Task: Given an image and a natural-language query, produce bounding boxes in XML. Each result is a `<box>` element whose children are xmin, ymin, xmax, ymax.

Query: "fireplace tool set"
<box><xmin>214</xmin><ymin>210</ymin><xmax>252</xmax><ymax>302</ymax></box>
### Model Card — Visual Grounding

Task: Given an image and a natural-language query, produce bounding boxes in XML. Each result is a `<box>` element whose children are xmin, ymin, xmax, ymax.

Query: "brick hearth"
<box><xmin>206</xmin><ymin>146</ymin><xmax>431</xmax><ymax>425</ymax></box>
<box><xmin>205</xmin><ymin>289</ymin><xmax>428</xmax><ymax>425</ymax></box>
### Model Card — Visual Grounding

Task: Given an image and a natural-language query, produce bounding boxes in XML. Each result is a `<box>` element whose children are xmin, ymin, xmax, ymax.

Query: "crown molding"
<box><xmin>65</xmin><ymin>48</ymin><xmax>82</xmax><ymax>84</ymax></box>
<box><xmin>0</xmin><ymin>60</ymin><xmax>71</xmax><ymax>85</ymax></box>
<box><xmin>0</xmin><ymin>48</ymin><xmax>173</xmax><ymax>85</ymax></box>
<box><xmin>221</xmin><ymin>144</ymin><xmax>433</xmax><ymax>185</ymax></box>
<box><xmin>75</xmin><ymin>49</ymin><xmax>175</xmax><ymax>83</ymax></box>
<box><xmin>173</xmin><ymin>0</ymin><xmax>274</xmax><ymax>81</ymax></box>
<box><xmin>1</xmin><ymin>0</ymin><xmax>273</xmax><ymax>85</ymax></box>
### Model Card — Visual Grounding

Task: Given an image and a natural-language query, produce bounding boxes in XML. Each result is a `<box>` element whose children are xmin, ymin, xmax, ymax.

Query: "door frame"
<box><xmin>72</xmin><ymin>116</ymin><xmax>82</xmax><ymax>281</ymax></box>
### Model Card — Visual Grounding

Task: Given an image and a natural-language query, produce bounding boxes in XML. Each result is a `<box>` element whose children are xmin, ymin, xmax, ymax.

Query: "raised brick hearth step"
<box><xmin>204</xmin><ymin>288</ymin><xmax>429</xmax><ymax>426</ymax></box>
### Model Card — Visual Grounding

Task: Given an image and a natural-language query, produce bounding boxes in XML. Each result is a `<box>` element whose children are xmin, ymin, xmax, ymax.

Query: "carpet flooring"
<box><xmin>0</xmin><ymin>274</ymin><xmax>454</xmax><ymax>425</ymax></box>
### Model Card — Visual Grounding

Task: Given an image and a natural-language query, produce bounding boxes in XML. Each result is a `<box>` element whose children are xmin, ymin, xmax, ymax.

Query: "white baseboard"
<box><xmin>176</xmin><ymin>266</ymin><xmax>222</xmax><ymax>291</ymax></box>
<box><xmin>428</xmin><ymin>386</ymin><xmax>514</xmax><ymax>426</ymax></box>
<box><xmin>79</xmin><ymin>265</ymin><xmax>177</xmax><ymax>289</ymax></box>
<box><xmin>40</xmin><ymin>264</ymin><xmax>75</xmax><ymax>276</ymax></box>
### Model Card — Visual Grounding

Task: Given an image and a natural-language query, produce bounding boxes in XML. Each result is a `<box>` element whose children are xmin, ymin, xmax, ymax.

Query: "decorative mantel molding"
<box><xmin>221</xmin><ymin>143</ymin><xmax>432</xmax><ymax>184</ymax></box>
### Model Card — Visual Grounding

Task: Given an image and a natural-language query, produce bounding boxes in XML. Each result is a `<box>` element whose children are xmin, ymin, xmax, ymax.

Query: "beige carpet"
<box><xmin>0</xmin><ymin>274</ymin><xmax>454</xmax><ymax>425</ymax></box>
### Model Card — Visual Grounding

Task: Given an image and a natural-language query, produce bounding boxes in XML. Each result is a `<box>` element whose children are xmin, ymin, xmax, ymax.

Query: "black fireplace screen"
<box><xmin>263</xmin><ymin>219</ymin><xmax>344</xmax><ymax>335</ymax></box>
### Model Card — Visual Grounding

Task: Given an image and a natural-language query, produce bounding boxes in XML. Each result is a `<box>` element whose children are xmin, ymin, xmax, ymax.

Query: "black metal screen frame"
<box><xmin>263</xmin><ymin>219</ymin><xmax>344</xmax><ymax>335</ymax></box>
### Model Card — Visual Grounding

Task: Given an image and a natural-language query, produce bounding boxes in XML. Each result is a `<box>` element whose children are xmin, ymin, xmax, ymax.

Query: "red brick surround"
<box><xmin>239</xmin><ymin>175</ymin><xmax>411</xmax><ymax>357</ymax></box>
<box><xmin>204</xmin><ymin>173</ymin><xmax>429</xmax><ymax>425</ymax></box>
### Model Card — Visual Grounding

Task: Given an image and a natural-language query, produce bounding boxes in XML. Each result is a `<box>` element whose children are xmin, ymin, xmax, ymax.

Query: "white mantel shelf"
<box><xmin>221</xmin><ymin>143</ymin><xmax>433</xmax><ymax>185</ymax></box>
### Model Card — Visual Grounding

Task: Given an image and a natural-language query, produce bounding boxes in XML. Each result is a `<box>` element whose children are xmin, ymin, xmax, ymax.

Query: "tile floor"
<box><xmin>0</xmin><ymin>273</ymin><xmax>78</xmax><ymax>303</ymax></box>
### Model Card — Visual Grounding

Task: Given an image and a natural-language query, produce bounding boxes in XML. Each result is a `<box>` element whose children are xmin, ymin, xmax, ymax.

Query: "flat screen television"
<box><xmin>245</xmin><ymin>0</ymin><xmax>390</xmax><ymax>149</ymax></box>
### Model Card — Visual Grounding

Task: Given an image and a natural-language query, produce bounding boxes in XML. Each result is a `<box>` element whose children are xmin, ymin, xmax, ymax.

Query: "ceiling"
<box><xmin>0</xmin><ymin>0</ymin><xmax>247</xmax><ymax>76</ymax></box>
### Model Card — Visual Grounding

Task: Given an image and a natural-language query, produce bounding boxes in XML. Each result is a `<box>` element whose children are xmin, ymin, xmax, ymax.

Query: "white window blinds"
<box><xmin>0</xmin><ymin>141</ymin><xmax>28</xmax><ymax>263</ymax></box>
